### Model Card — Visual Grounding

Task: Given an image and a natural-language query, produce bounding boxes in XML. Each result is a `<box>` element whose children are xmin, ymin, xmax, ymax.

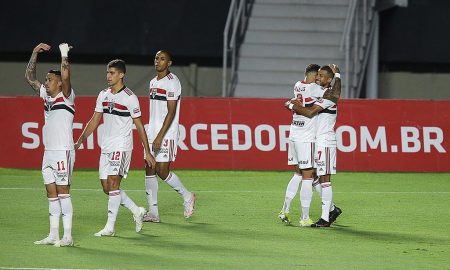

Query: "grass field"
<box><xmin>0</xmin><ymin>168</ymin><xmax>449</xmax><ymax>270</ymax></box>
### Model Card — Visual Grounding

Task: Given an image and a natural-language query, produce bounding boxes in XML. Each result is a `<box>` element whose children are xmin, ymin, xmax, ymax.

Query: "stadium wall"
<box><xmin>1</xmin><ymin>97</ymin><xmax>448</xmax><ymax>172</ymax></box>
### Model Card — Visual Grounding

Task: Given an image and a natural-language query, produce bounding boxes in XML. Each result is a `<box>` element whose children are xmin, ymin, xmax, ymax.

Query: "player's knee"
<box><xmin>156</xmin><ymin>169</ymin><xmax>169</xmax><ymax>180</ymax></box>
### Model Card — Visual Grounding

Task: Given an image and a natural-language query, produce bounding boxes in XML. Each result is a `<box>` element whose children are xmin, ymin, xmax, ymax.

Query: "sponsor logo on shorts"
<box><xmin>109</xmin><ymin>161</ymin><xmax>120</xmax><ymax>166</ymax></box>
<box><xmin>288</xmin><ymin>157</ymin><xmax>293</xmax><ymax>162</ymax></box>
<box><xmin>299</xmin><ymin>160</ymin><xmax>309</xmax><ymax>165</ymax></box>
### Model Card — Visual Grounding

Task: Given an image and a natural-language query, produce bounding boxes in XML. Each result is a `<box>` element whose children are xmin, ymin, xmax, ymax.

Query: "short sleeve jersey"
<box><xmin>314</xmin><ymin>87</ymin><xmax>338</xmax><ymax>147</ymax></box>
<box><xmin>289</xmin><ymin>81</ymin><xmax>323</xmax><ymax>142</ymax></box>
<box><xmin>94</xmin><ymin>86</ymin><xmax>142</xmax><ymax>153</ymax></box>
<box><xmin>147</xmin><ymin>72</ymin><xmax>181</xmax><ymax>142</ymax></box>
<box><xmin>39</xmin><ymin>85</ymin><xmax>75</xmax><ymax>150</ymax></box>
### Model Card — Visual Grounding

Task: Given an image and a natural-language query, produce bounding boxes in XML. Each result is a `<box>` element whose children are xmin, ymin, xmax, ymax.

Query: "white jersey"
<box><xmin>94</xmin><ymin>86</ymin><xmax>142</xmax><ymax>153</ymax></box>
<box><xmin>289</xmin><ymin>81</ymin><xmax>323</xmax><ymax>142</ymax></box>
<box><xmin>147</xmin><ymin>72</ymin><xmax>181</xmax><ymax>142</ymax></box>
<box><xmin>315</xmin><ymin>89</ymin><xmax>338</xmax><ymax>147</ymax></box>
<box><xmin>39</xmin><ymin>85</ymin><xmax>75</xmax><ymax>150</ymax></box>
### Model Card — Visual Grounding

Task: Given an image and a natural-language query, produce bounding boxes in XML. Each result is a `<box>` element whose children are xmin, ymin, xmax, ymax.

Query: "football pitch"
<box><xmin>0</xmin><ymin>168</ymin><xmax>449</xmax><ymax>270</ymax></box>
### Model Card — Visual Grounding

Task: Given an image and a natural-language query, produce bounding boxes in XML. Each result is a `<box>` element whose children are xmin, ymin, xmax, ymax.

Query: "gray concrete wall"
<box><xmin>1</xmin><ymin>62</ymin><xmax>222</xmax><ymax>97</ymax></box>
<box><xmin>378</xmin><ymin>72</ymin><xmax>450</xmax><ymax>99</ymax></box>
<box><xmin>3</xmin><ymin>61</ymin><xmax>450</xmax><ymax>99</ymax></box>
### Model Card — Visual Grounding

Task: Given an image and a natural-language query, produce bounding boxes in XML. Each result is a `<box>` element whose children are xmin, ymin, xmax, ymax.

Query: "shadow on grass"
<box><xmin>331</xmin><ymin>226</ymin><xmax>450</xmax><ymax>245</ymax></box>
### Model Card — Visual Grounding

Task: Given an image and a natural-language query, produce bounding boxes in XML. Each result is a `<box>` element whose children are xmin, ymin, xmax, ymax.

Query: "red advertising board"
<box><xmin>1</xmin><ymin>96</ymin><xmax>449</xmax><ymax>172</ymax></box>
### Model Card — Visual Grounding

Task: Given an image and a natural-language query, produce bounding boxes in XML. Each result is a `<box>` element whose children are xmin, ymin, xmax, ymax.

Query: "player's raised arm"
<box><xmin>323</xmin><ymin>64</ymin><xmax>341</xmax><ymax>103</ymax></box>
<box><xmin>25</xmin><ymin>43</ymin><xmax>50</xmax><ymax>94</ymax></box>
<box><xmin>59</xmin><ymin>43</ymin><xmax>72</xmax><ymax>98</ymax></box>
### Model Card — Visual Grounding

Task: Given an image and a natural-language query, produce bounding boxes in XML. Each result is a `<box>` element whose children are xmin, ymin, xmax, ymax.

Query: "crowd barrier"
<box><xmin>1</xmin><ymin>96</ymin><xmax>448</xmax><ymax>172</ymax></box>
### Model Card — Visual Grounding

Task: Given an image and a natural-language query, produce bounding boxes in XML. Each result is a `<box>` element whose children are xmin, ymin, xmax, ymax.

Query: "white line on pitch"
<box><xmin>0</xmin><ymin>267</ymin><xmax>105</xmax><ymax>270</ymax></box>
<box><xmin>0</xmin><ymin>187</ymin><xmax>449</xmax><ymax>194</ymax></box>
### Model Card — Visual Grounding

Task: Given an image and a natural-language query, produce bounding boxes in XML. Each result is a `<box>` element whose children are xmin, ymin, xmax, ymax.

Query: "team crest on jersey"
<box><xmin>151</xmin><ymin>88</ymin><xmax>156</xmax><ymax>98</ymax></box>
<box><xmin>45</xmin><ymin>98</ymin><xmax>53</xmax><ymax>110</ymax></box>
<box><xmin>107</xmin><ymin>101</ymin><xmax>115</xmax><ymax>113</ymax></box>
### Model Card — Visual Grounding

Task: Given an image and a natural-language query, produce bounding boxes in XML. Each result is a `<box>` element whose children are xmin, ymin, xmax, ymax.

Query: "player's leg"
<box><xmin>55</xmin><ymin>150</ymin><xmax>75</xmax><ymax>247</ymax></box>
<box><xmin>143</xmin><ymin>145</ymin><xmax>160</xmax><ymax>222</ymax></box>
<box><xmin>278</xmin><ymin>166</ymin><xmax>301</xmax><ymax>224</ymax></box>
<box><xmin>279</xmin><ymin>140</ymin><xmax>302</xmax><ymax>224</ymax></box>
<box><xmin>95</xmin><ymin>174</ymin><xmax>122</xmax><ymax>236</ymax></box>
<box><xmin>297</xmin><ymin>142</ymin><xmax>315</xmax><ymax>226</ymax></box>
<box><xmin>35</xmin><ymin>151</ymin><xmax>60</xmax><ymax>245</ymax></box>
<box><xmin>311</xmin><ymin>146</ymin><xmax>338</xmax><ymax>227</ymax></box>
<box><xmin>156</xmin><ymin>138</ymin><xmax>196</xmax><ymax>218</ymax></box>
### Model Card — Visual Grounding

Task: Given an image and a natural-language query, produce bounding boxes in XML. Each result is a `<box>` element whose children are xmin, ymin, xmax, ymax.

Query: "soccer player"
<box><xmin>25</xmin><ymin>43</ymin><xmax>75</xmax><ymax>247</ymax></box>
<box><xmin>75</xmin><ymin>59</ymin><xmax>156</xmax><ymax>236</ymax></box>
<box><xmin>278</xmin><ymin>64</ymin><xmax>323</xmax><ymax>226</ymax></box>
<box><xmin>143</xmin><ymin>50</ymin><xmax>196</xmax><ymax>222</ymax></box>
<box><xmin>286</xmin><ymin>64</ymin><xmax>343</xmax><ymax>227</ymax></box>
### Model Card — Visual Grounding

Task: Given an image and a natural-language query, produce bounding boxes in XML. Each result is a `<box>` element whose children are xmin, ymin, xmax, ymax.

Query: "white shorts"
<box><xmin>42</xmin><ymin>150</ymin><xmax>75</xmax><ymax>185</ymax></box>
<box><xmin>315</xmin><ymin>145</ymin><xmax>337</xmax><ymax>176</ymax></box>
<box><xmin>287</xmin><ymin>140</ymin><xmax>315</xmax><ymax>169</ymax></box>
<box><xmin>144</xmin><ymin>138</ymin><xmax>178</xmax><ymax>163</ymax></box>
<box><xmin>99</xmin><ymin>151</ymin><xmax>132</xmax><ymax>180</ymax></box>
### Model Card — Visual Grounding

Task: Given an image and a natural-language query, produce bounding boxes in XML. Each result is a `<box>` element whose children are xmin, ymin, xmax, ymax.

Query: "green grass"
<box><xmin>0</xmin><ymin>168</ymin><xmax>449</xmax><ymax>270</ymax></box>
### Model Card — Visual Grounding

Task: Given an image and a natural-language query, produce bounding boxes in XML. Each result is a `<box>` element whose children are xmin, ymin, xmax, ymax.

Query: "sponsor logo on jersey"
<box><xmin>292</xmin><ymin>120</ymin><xmax>305</xmax><ymax>127</ymax></box>
<box><xmin>168</xmin><ymin>92</ymin><xmax>174</xmax><ymax>97</ymax></box>
<box><xmin>133</xmin><ymin>108</ymin><xmax>140</xmax><ymax>114</ymax></box>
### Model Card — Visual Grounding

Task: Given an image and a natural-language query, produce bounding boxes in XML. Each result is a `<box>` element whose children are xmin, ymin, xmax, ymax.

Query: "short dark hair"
<box><xmin>157</xmin><ymin>50</ymin><xmax>172</xmax><ymax>61</ymax></box>
<box><xmin>319</xmin><ymin>65</ymin><xmax>334</xmax><ymax>78</ymax></box>
<box><xmin>305</xmin><ymin>64</ymin><xmax>320</xmax><ymax>76</ymax></box>
<box><xmin>107</xmin><ymin>59</ymin><xmax>126</xmax><ymax>74</ymax></box>
<box><xmin>48</xmin><ymin>70</ymin><xmax>61</xmax><ymax>76</ymax></box>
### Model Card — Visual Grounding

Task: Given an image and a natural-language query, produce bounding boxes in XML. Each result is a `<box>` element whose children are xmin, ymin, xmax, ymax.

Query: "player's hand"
<box><xmin>284</xmin><ymin>100</ymin><xmax>291</xmax><ymax>109</ymax></box>
<box><xmin>145</xmin><ymin>153</ymin><xmax>156</xmax><ymax>168</ymax></box>
<box><xmin>153</xmin><ymin>135</ymin><xmax>163</xmax><ymax>151</ymax></box>
<box><xmin>59</xmin><ymin>43</ymin><xmax>72</xmax><ymax>58</ymax></box>
<box><xmin>291</xmin><ymin>99</ymin><xmax>301</xmax><ymax>107</ymax></box>
<box><xmin>329</xmin><ymin>64</ymin><xmax>340</xmax><ymax>74</ymax></box>
<box><xmin>33</xmin><ymin>43</ymin><xmax>51</xmax><ymax>54</ymax></box>
<box><xmin>74</xmin><ymin>141</ymin><xmax>82</xmax><ymax>150</ymax></box>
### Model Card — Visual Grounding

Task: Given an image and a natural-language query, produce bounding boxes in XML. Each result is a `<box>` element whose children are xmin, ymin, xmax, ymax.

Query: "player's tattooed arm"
<box><xmin>25</xmin><ymin>43</ymin><xmax>50</xmax><ymax>94</ymax></box>
<box><xmin>61</xmin><ymin>56</ymin><xmax>72</xmax><ymax>97</ymax></box>
<box><xmin>323</xmin><ymin>64</ymin><xmax>341</xmax><ymax>103</ymax></box>
<box><xmin>286</xmin><ymin>99</ymin><xmax>323</xmax><ymax>118</ymax></box>
<box><xmin>322</xmin><ymin>77</ymin><xmax>341</xmax><ymax>103</ymax></box>
<box><xmin>25</xmin><ymin>52</ymin><xmax>42</xmax><ymax>93</ymax></box>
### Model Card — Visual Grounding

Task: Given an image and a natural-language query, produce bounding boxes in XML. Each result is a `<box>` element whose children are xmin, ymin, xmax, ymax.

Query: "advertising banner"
<box><xmin>1</xmin><ymin>96</ymin><xmax>448</xmax><ymax>172</ymax></box>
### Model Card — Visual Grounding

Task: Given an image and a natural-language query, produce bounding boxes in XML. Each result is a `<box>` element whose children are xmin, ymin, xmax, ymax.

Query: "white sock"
<box><xmin>314</xmin><ymin>178</ymin><xmax>335</xmax><ymax>211</ymax></box>
<box><xmin>282</xmin><ymin>173</ymin><xmax>302</xmax><ymax>213</ymax></box>
<box><xmin>120</xmin><ymin>190</ymin><xmax>138</xmax><ymax>216</ymax></box>
<box><xmin>321</xmin><ymin>182</ymin><xmax>333</xmax><ymax>222</ymax></box>
<box><xmin>300</xmin><ymin>178</ymin><xmax>313</xmax><ymax>220</ymax></box>
<box><xmin>165</xmin><ymin>172</ymin><xmax>191</xmax><ymax>202</ymax></box>
<box><xmin>145</xmin><ymin>175</ymin><xmax>159</xmax><ymax>216</ymax></box>
<box><xmin>106</xmin><ymin>190</ymin><xmax>121</xmax><ymax>231</ymax></box>
<box><xmin>58</xmin><ymin>194</ymin><xmax>73</xmax><ymax>239</ymax></box>
<box><xmin>48</xmin><ymin>197</ymin><xmax>60</xmax><ymax>240</ymax></box>
<box><xmin>313</xmin><ymin>177</ymin><xmax>322</xmax><ymax>198</ymax></box>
